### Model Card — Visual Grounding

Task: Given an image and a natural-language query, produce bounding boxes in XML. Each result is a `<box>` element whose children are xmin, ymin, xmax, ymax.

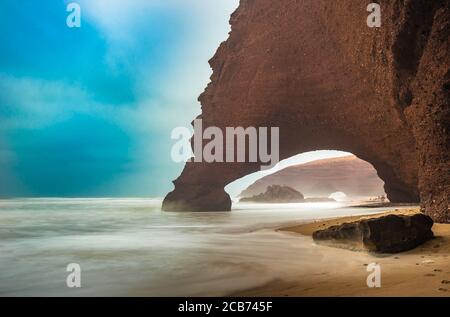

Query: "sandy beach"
<box><xmin>233</xmin><ymin>208</ymin><xmax>450</xmax><ymax>297</ymax></box>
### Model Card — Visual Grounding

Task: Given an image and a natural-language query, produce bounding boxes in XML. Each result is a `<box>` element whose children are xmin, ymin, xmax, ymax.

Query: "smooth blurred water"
<box><xmin>0</xmin><ymin>198</ymin><xmax>403</xmax><ymax>296</ymax></box>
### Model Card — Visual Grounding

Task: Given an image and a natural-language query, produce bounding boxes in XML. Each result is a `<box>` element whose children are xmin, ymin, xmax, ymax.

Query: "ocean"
<box><xmin>0</xmin><ymin>198</ymin><xmax>400</xmax><ymax>296</ymax></box>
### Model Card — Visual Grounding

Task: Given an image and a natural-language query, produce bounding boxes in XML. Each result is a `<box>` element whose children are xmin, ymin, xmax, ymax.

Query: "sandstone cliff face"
<box><xmin>163</xmin><ymin>0</ymin><xmax>449</xmax><ymax>222</ymax></box>
<box><xmin>239</xmin><ymin>156</ymin><xmax>386</xmax><ymax>199</ymax></box>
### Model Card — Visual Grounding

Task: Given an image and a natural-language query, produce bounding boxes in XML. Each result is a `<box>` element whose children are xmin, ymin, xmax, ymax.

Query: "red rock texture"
<box><xmin>239</xmin><ymin>156</ymin><xmax>386</xmax><ymax>199</ymax></box>
<box><xmin>163</xmin><ymin>0</ymin><xmax>449</xmax><ymax>222</ymax></box>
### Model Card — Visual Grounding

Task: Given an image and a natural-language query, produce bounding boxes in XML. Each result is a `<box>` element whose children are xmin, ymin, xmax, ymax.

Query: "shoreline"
<box><xmin>232</xmin><ymin>208</ymin><xmax>450</xmax><ymax>297</ymax></box>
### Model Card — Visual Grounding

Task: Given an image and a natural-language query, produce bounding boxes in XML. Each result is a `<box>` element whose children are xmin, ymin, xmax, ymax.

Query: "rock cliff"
<box><xmin>163</xmin><ymin>0</ymin><xmax>449</xmax><ymax>222</ymax></box>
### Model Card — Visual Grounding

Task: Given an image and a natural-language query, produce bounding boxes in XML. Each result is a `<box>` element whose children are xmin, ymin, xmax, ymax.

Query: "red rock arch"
<box><xmin>163</xmin><ymin>0</ymin><xmax>449</xmax><ymax>222</ymax></box>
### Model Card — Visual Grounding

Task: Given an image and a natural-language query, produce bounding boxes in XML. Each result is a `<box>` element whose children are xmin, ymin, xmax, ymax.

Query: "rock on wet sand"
<box><xmin>312</xmin><ymin>214</ymin><xmax>434</xmax><ymax>253</ymax></box>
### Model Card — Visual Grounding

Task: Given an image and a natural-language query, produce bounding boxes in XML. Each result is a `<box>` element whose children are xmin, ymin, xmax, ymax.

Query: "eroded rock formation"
<box><xmin>240</xmin><ymin>185</ymin><xmax>305</xmax><ymax>203</ymax></box>
<box><xmin>163</xmin><ymin>0</ymin><xmax>449</xmax><ymax>222</ymax></box>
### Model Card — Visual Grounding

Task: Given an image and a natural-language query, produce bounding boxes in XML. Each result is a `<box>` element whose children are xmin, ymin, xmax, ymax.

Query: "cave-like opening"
<box><xmin>225</xmin><ymin>150</ymin><xmax>387</xmax><ymax>206</ymax></box>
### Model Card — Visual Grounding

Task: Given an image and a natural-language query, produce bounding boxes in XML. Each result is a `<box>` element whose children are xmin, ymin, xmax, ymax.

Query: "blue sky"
<box><xmin>0</xmin><ymin>1</ymin><xmax>350</xmax><ymax>198</ymax></box>
<box><xmin>0</xmin><ymin>0</ymin><xmax>239</xmax><ymax>197</ymax></box>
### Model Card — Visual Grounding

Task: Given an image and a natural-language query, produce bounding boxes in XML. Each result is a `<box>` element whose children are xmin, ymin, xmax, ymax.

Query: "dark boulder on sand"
<box><xmin>312</xmin><ymin>214</ymin><xmax>434</xmax><ymax>253</ymax></box>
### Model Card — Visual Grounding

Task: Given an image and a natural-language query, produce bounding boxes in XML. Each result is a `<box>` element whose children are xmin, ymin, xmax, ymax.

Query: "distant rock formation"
<box><xmin>240</xmin><ymin>185</ymin><xmax>304</xmax><ymax>203</ymax></box>
<box><xmin>312</xmin><ymin>213</ymin><xmax>434</xmax><ymax>253</ymax></box>
<box><xmin>239</xmin><ymin>156</ymin><xmax>385</xmax><ymax>200</ymax></box>
<box><xmin>163</xmin><ymin>0</ymin><xmax>449</xmax><ymax>223</ymax></box>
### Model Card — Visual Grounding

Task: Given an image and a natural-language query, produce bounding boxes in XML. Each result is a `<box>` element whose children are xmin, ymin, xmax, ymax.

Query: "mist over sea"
<box><xmin>0</xmin><ymin>198</ymin><xmax>401</xmax><ymax>296</ymax></box>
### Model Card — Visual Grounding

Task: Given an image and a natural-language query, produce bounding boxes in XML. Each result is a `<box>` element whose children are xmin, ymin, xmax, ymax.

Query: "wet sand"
<box><xmin>233</xmin><ymin>208</ymin><xmax>450</xmax><ymax>297</ymax></box>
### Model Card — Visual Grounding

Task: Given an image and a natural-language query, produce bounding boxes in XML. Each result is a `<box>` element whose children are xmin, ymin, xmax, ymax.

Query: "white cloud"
<box><xmin>78</xmin><ymin>0</ymin><xmax>241</xmax><ymax>134</ymax></box>
<box><xmin>78</xmin><ymin>0</ymin><xmax>239</xmax><ymax>118</ymax></box>
<box><xmin>79</xmin><ymin>0</ymin><xmax>162</xmax><ymax>41</ymax></box>
<box><xmin>79</xmin><ymin>0</ymin><xmax>238</xmax><ymax>42</ymax></box>
<box><xmin>0</xmin><ymin>73</ymin><xmax>130</xmax><ymax>129</ymax></box>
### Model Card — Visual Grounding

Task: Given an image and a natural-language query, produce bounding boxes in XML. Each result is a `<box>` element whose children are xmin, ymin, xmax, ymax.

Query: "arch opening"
<box><xmin>225</xmin><ymin>150</ymin><xmax>387</xmax><ymax>206</ymax></box>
